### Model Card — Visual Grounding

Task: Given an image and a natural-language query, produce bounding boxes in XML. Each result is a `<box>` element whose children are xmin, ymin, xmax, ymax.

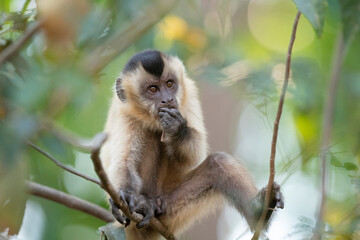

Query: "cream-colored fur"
<box><xmin>100</xmin><ymin>53</ymin><xmax>211</xmax><ymax>239</ymax></box>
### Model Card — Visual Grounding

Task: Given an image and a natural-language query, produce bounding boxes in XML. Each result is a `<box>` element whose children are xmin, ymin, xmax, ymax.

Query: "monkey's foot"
<box><xmin>119</xmin><ymin>190</ymin><xmax>162</xmax><ymax>229</ymax></box>
<box><xmin>109</xmin><ymin>198</ymin><xmax>130</xmax><ymax>227</ymax></box>
<box><xmin>259</xmin><ymin>182</ymin><xmax>284</xmax><ymax>209</ymax></box>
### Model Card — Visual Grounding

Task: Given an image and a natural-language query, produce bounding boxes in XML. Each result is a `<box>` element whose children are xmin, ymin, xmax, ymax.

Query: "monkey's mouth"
<box><xmin>157</xmin><ymin>104</ymin><xmax>177</xmax><ymax>111</ymax></box>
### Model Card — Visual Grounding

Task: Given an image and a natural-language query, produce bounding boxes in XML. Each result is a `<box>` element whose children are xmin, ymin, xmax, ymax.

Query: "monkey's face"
<box><xmin>140</xmin><ymin>75</ymin><xmax>179</xmax><ymax>111</ymax></box>
<box><xmin>133</xmin><ymin>72</ymin><xmax>181</xmax><ymax>124</ymax></box>
<box><xmin>116</xmin><ymin>50</ymin><xmax>186</xmax><ymax>127</ymax></box>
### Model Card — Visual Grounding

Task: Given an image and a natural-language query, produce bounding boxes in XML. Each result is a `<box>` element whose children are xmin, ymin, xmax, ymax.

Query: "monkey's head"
<box><xmin>115</xmin><ymin>50</ymin><xmax>190</xmax><ymax>128</ymax></box>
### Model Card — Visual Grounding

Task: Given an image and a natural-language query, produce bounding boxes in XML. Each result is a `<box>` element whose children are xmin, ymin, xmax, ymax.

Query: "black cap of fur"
<box><xmin>123</xmin><ymin>49</ymin><xmax>164</xmax><ymax>78</ymax></box>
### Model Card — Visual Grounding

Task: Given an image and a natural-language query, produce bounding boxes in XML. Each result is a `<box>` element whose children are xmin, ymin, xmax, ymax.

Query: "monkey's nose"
<box><xmin>161</xmin><ymin>98</ymin><xmax>174</xmax><ymax>104</ymax></box>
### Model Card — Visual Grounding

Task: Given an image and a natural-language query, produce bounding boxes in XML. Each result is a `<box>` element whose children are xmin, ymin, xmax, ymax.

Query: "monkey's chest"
<box><xmin>137</xmin><ymin>140</ymin><xmax>187</xmax><ymax>195</ymax></box>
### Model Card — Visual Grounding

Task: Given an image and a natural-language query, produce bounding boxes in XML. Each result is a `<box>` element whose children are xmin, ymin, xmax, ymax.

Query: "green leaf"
<box><xmin>0</xmin><ymin>114</ymin><xmax>39</xmax><ymax>167</ymax></box>
<box><xmin>0</xmin><ymin>163</ymin><xmax>27</xmax><ymax>234</ymax></box>
<box><xmin>77</xmin><ymin>8</ymin><xmax>111</xmax><ymax>49</ymax></box>
<box><xmin>292</xmin><ymin>0</ymin><xmax>328</xmax><ymax>37</ymax></box>
<box><xmin>343</xmin><ymin>162</ymin><xmax>358</xmax><ymax>171</ymax></box>
<box><xmin>330</xmin><ymin>155</ymin><xmax>343</xmax><ymax>168</ymax></box>
<box><xmin>339</xmin><ymin>0</ymin><xmax>360</xmax><ymax>46</ymax></box>
<box><xmin>98</xmin><ymin>223</ymin><xmax>126</xmax><ymax>240</ymax></box>
<box><xmin>0</xmin><ymin>0</ymin><xmax>10</xmax><ymax>12</ymax></box>
<box><xmin>330</xmin><ymin>155</ymin><xmax>359</xmax><ymax>171</ymax></box>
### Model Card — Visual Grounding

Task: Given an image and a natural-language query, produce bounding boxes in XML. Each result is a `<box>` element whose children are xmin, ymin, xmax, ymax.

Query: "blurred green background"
<box><xmin>0</xmin><ymin>0</ymin><xmax>360</xmax><ymax>239</ymax></box>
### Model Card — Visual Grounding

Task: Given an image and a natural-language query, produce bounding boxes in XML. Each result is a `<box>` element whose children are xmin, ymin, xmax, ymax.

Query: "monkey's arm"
<box><xmin>106</xmin><ymin>155</ymin><xmax>161</xmax><ymax>229</ymax></box>
<box><xmin>157</xmin><ymin>153</ymin><xmax>284</xmax><ymax>234</ymax></box>
<box><xmin>102</xmin><ymin>128</ymin><xmax>157</xmax><ymax>228</ymax></box>
<box><xmin>159</xmin><ymin>108</ymin><xmax>206</xmax><ymax>163</ymax></box>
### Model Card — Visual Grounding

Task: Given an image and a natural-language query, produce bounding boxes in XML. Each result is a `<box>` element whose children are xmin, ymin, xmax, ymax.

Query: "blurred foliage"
<box><xmin>0</xmin><ymin>0</ymin><xmax>360</xmax><ymax>239</ymax></box>
<box><xmin>292</xmin><ymin>0</ymin><xmax>327</xmax><ymax>37</ymax></box>
<box><xmin>99</xmin><ymin>223</ymin><xmax>126</xmax><ymax>240</ymax></box>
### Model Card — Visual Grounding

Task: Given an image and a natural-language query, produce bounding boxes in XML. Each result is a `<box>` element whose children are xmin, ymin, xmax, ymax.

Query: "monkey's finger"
<box><xmin>276</xmin><ymin>196</ymin><xmax>284</xmax><ymax>208</ymax></box>
<box><xmin>155</xmin><ymin>209</ymin><xmax>161</xmax><ymax>216</ymax></box>
<box><xmin>119</xmin><ymin>190</ymin><xmax>128</xmax><ymax>204</ymax></box>
<box><xmin>159</xmin><ymin>112</ymin><xmax>172</xmax><ymax>123</ymax></box>
<box><xmin>155</xmin><ymin>205</ymin><xmax>162</xmax><ymax>216</ymax></box>
<box><xmin>273</xmin><ymin>185</ymin><xmax>284</xmax><ymax>209</ymax></box>
<box><xmin>159</xmin><ymin>113</ymin><xmax>175</xmax><ymax>128</ymax></box>
<box><xmin>128</xmin><ymin>196</ymin><xmax>135</xmax><ymax>213</ymax></box>
<box><xmin>112</xmin><ymin>208</ymin><xmax>130</xmax><ymax>226</ymax></box>
<box><xmin>124</xmin><ymin>218</ymin><xmax>131</xmax><ymax>227</ymax></box>
<box><xmin>159</xmin><ymin>108</ymin><xmax>171</xmax><ymax>115</ymax></box>
<box><xmin>109</xmin><ymin>198</ymin><xmax>120</xmax><ymax>209</ymax></box>
<box><xmin>273</xmin><ymin>182</ymin><xmax>281</xmax><ymax>190</ymax></box>
<box><xmin>169</xmin><ymin>108</ymin><xmax>183</xmax><ymax>119</ymax></box>
<box><xmin>157</xmin><ymin>196</ymin><xmax>167</xmax><ymax>215</ymax></box>
<box><xmin>136</xmin><ymin>212</ymin><xmax>153</xmax><ymax>229</ymax></box>
<box><xmin>275</xmin><ymin>190</ymin><xmax>281</xmax><ymax>200</ymax></box>
<box><xmin>159</xmin><ymin>107</ymin><xmax>171</xmax><ymax>112</ymax></box>
<box><xmin>159</xmin><ymin>109</ymin><xmax>179</xmax><ymax>121</ymax></box>
<box><xmin>109</xmin><ymin>198</ymin><xmax>117</xmax><ymax>208</ymax></box>
<box><xmin>159</xmin><ymin>111</ymin><xmax>172</xmax><ymax>119</ymax></box>
<box><xmin>110</xmin><ymin>198</ymin><xmax>130</xmax><ymax>226</ymax></box>
<box><xmin>160</xmin><ymin>108</ymin><xmax>181</xmax><ymax>119</ymax></box>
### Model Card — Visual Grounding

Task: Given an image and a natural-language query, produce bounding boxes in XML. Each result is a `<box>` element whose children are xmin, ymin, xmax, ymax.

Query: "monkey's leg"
<box><xmin>160</xmin><ymin>152</ymin><xmax>260</xmax><ymax>234</ymax></box>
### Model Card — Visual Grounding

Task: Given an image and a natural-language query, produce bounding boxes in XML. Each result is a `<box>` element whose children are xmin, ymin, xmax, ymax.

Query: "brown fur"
<box><xmin>101</xmin><ymin>51</ymin><xmax>283</xmax><ymax>239</ymax></box>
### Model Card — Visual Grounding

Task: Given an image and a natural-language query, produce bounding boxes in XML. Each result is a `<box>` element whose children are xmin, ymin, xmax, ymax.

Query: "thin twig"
<box><xmin>21</xmin><ymin>0</ymin><xmax>31</xmax><ymax>14</ymax></box>
<box><xmin>311</xmin><ymin>32</ymin><xmax>345</xmax><ymax>240</ymax></box>
<box><xmin>27</xmin><ymin>141</ymin><xmax>101</xmax><ymax>186</ymax></box>
<box><xmin>251</xmin><ymin>11</ymin><xmax>301</xmax><ymax>240</ymax></box>
<box><xmin>0</xmin><ymin>20</ymin><xmax>43</xmax><ymax>66</ymax></box>
<box><xmin>49</xmin><ymin>126</ymin><xmax>99</xmax><ymax>152</ymax></box>
<box><xmin>83</xmin><ymin>0</ymin><xmax>179</xmax><ymax>75</ymax></box>
<box><xmin>90</xmin><ymin>133</ymin><xmax>176</xmax><ymax>240</ymax></box>
<box><xmin>26</xmin><ymin>181</ymin><xmax>114</xmax><ymax>223</ymax></box>
<box><xmin>38</xmin><ymin>119</ymin><xmax>99</xmax><ymax>152</ymax></box>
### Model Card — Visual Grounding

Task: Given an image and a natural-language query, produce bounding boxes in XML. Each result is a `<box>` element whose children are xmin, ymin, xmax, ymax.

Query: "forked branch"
<box><xmin>27</xmin><ymin>141</ymin><xmax>101</xmax><ymax>186</ymax></box>
<box><xmin>90</xmin><ymin>133</ymin><xmax>176</xmax><ymax>240</ymax></box>
<box><xmin>0</xmin><ymin>20</ymin><xmax>43</xmax><ymax>66</ymax></box>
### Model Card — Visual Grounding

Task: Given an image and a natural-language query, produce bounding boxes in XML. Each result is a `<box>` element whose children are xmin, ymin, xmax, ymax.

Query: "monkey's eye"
<box><xmin>166</xmin><ymin>80</ymin><xmax>174</xmax><ymax>88</ymax></box>
<box><xmin>149</xmin><ymin>86</ymin><xmax>158</xmax><ymax>93</ymax></box>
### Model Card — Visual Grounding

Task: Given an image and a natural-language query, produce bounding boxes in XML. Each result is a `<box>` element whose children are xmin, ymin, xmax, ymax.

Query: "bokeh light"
<box><xmin>248</xmin><ymin>0</ymin><xmax>315</xmax><ymax>53</ymax></box>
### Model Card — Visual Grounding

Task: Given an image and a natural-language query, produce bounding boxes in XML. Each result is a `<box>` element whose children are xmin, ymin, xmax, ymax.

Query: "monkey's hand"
<box><xmin>159</xmin><ymin>108</ymin><xmax>188</xmax><ymax>139</ymax></box>
<box><xmin>259</xmin><ymin>182</ymin><xmax>284</xmax><ymax>209</ymax></box>
<box><xmin>109</xmin><ymin>198</ymin><xmax>131</xmax><ymax>227</ymax></box>
<box><xmin>252</xmin><ymin>182</ymin><xmax>284</xmax><ymax>227</ymax></box>
<box><xmin>119</xmin><ymin>190</ymin><xmax>162</xmax><ymax>229</ymax></box>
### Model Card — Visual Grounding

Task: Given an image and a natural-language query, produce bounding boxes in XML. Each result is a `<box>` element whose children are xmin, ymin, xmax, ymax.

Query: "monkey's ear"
<box><xmin>116</xmin><ymin>77</ymin><xmax>126</xmax><ymax>102</ymax></box>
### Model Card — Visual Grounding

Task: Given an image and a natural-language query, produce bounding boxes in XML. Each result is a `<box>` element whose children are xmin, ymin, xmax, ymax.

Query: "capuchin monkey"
<box><xmin>101</xmin><ymin>49</ymin><xmax>284</xmax><ymax>240</ymax></box>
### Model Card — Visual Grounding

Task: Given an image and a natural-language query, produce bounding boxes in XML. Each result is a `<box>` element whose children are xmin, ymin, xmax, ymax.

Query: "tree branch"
<box><xmin>26</xmin><ymin>181</ymin><xmax>114</xmax><ymax>223</ymax></box>
<box><xmin>49</xmin><ymin>126</ymin><xmax>100</xmax><ymax>152</ymax></box>
<box><xmin>28</xmin><ymin>130</ymin><xmax>175</xmax><ymax>238</ymax></box>
<box><xmin>83</xmin><ymin>0</ymin><xmax>179</xmax><ymax>75</ymax></box>
<box><xmin>251</xmin><ymin>11</ymin><xmax>301</xmax><ymax>240</ymax></box>
<box><xmin>27</xmin><ymin>141</ymin><xmax>101</xmax><ymax>186</ymax></box>
<box><xmin>37</xmin><ymin>119</ymin><xmax>100</xmax><ymax>152</ymax></box>
<box><xmin>311</xmin><ymin>32</ymin><xmax>345</xmax><ymax>240</ymax></box>
<box><xmin>0</xmin><ymin>20</ymin><xmax>43</xmax><ymax>66</ymax></box>
<box><xmin>89</xmin><ymin>133</ymin><xmax>176</xmax><ymax>240</ymax></box>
